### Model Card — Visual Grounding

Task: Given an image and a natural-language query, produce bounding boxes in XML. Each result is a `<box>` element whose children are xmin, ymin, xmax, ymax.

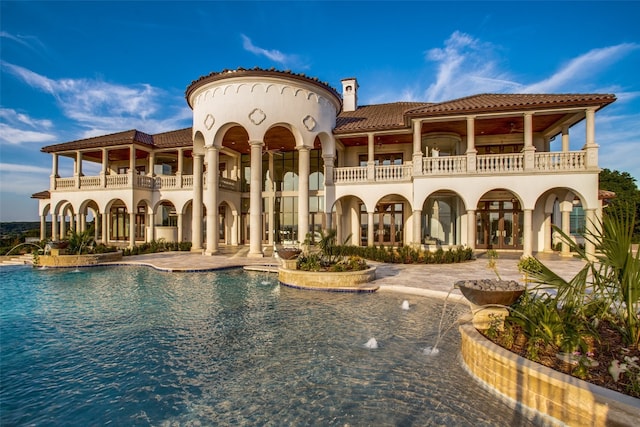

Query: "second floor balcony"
<box><xmin>333</xmin><ymin>150</ymin><xmax>589</xmax><ymax>184</ymax></box>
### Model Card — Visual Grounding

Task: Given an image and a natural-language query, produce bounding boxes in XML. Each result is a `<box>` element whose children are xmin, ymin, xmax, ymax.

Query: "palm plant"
<box><xmin>520</xmin><ymin>203</ymin><xmax>640</xmax><ymax>349</ymax></box>
<box><xmin>66</xmin><ymin>226</ymin><xmax>95</xmax><ymax>255</ymax></box>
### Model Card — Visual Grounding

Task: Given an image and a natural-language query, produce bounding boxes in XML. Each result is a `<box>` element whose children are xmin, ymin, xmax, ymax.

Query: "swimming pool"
<box><xmin>0</xmin><ymin>265</ymin><xmax>535</xmax><ymax>425</ymax></box>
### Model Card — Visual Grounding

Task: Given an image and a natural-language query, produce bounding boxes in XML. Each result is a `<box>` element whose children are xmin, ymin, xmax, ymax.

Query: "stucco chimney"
<box><xmin>341</xmin><ymin>78</ymin><xmax>358</xmax><ymax>112</ymax></box>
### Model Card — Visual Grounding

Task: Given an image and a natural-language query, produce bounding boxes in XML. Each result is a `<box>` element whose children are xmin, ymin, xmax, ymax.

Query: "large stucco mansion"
<box><xmin>32</xmin><ymin>67</ymin><xmax>615</xmax><ymax>258</ymax></box>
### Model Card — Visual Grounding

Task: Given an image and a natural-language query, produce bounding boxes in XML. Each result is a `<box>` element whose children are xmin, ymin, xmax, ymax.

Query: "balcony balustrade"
<box><xmin>50</xmin><ymin>150</ymin><xmax>592</xmax><ymax>192</ymax></box>
<box><xmin>333</xmin><ymin>151</ymin><xmax>591</xmax><ymax>184</ymax></box>
<box><xmin>423</xmin><ymin>156</ymin><xmax>467</xmax><ymax>175</ymax></box>
<box><xmin>375</xmin><ymin>164</ymin><xmax>413</xmax><ymax>181</ymax></box>
<box><xmin>53</xmin><ymin>173</ymin><xmax>236</xmax><ymax>192</ymax></box>
<box><xmin>476</xmin><ymin>153</ymin><xmax>524</xmax><ymax>174</ymax></box>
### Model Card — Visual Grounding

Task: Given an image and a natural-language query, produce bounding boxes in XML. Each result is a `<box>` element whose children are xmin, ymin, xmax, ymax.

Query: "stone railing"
<box><xmin>333</xmin><ymin>151</ymin><xmax>589</xmax><ymax>184</ymax></box>
<box><xmin>55</xmin><ymin>177</ymin><xmax>76</xmax><ymax>189</ymax></box>
<box><xmin>182</xmin><ymin>175</ymin><xmax>193</xmax><ymax>187</ymax></box>
<box><xmin>105</xmin><ymin>174</ymin><xmax>129</xmax><ymax>187</ymax></box>
<box><xmin>79</xmin><ymin>176</ymin><xmax>101</xmax><ymax>187</ymax></box>
<box><xmin>136</xmin><ymin>175</ymin><xmax>155</xmax><ymax>189</ymax></box>
<box><xmin>334</xmin><ymin>166</ymin><xmax>368</xmax><ymax>183</ymax></box>
<box><xmin>154</xmin><ymin>175</ymin><xmax>177</xmax><ymax>188</ymax></box>
<box><xmin>476</xmin><ymin>153</ymin><xmax>524</xmax><ymax>174</ymax></box>
<box><xmin>422</xmin><ymin>156</ymin><xmax>467</xmax><ymax>175</ymax></box>
<box><xmin>375</xmin><ymin>164</ymin><xmax>413</xmax><ymax>181</ymax></box>
<box><xmin>535</xmin><ymin>151</ymin><xmax>586</xmax><ymax>171</ymax></box>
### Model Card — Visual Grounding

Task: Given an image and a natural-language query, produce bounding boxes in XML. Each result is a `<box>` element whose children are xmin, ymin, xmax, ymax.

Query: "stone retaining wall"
<box><xmin>459</xmin><ymin>320</ymin><xmax>640</xmax><ymax>426</ymax></box>
<box><xmin>278</xmin><ymin>266</ymin><xmax>377</xmax><ymax>291</ymax></box>
<box><xmin>36</xmin><ymin>251</ymin><xmax>123</xmax><ymax>267</ymax></box>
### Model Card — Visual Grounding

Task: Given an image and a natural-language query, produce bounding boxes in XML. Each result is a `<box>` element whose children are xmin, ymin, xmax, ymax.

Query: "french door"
<box><xmin>476</xmin><ymin>201</ymin><xmax>522</xmax><ymax>249</ymax></box>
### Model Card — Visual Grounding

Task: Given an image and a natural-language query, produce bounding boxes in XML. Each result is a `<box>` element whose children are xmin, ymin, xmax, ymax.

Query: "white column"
<box><xmin>412</xmin><ymin>120</ymin><xmax>423</xmax><ymax>175</ymax></box>
<box><xmin>585</xmin><ymin>108</ymin><xmax>599</xmax><ymax>169</ymax></box>
<box><xmin>585</xmin><ymin>209</ymin><xmax>597</xmax><ymax>261</ymax></box>
<box><xmin>543</xmin><ymin>212</ymin><xmax>553</xmax><ymax>252</ymax></box>
<box><xmin>367</xmin><ymin>211</ymin><xmax>375</xmax><ymax>247</ymax></box>
<box><xmin>191</xmin><ymin>154</ymin><xmax>204</xmax><ymax>251</ymax></box>
<box><xmin>367</xmin><ymin>133</ymin><xmax>375</xmax><ymax>181</ymax></box>
<box><xmin>177</xmin><ymin>148</ymin><xmax>184</xmax><ymax>188</ymax></box>
<box><xmin>75</xmin><ymin>151</ymin><xmax>83</xmax><ymax>188</ymax></box>
<box><xmin>205</xmin><ymin>145</ymin><xmax>219</xmax><ymax>255</ymax></box>
<box><xmin>51</xmin><ymin>153</ymin><xmax>59</xmax><ymax>190</ymax></box>
<box><xmin>561</xmin><ymin>126</ymin><xmax>570</xmax><ymax>152</ymax></box>
<box><xmin>523</xmin><ymin>209</ymin><xmax>533</xmax><ymax>257</ymax></box>
<box><xmin>60</xmin><ymin>213</ymin><xmax>66</xmax><ymax>239</ymax></box>
<box><xmin>94</xmin><ymin>214</ymin><xmax>99</xmax><ymax>242</ymax></box>
<box><xmin>40</xmin><ymin>215</ymin><xmax>46</xmax><ymax>240</ymax></box>
<box><xmin>129</xmin><ymin>146</ymin><xmax>136</xmax><ymax>172</ymax></box>
<box><xmin>102</xmin><ymin>212</ymin><xmax>109</xmax><ymax>244</ymax></box>
<box><xmin>466</xmin><ymin>116</ymin><xmax>477</xmax><ymax>172</ymax></box>
<box><xmin>177</xmin><ymin>213</ymin><xmax>183</xmax><ymax>242</ymax></box>
<box><xmin>101</xmin><ymin>148</ymin><xmax>108</xmax><ymax>187</ymax></box>
<box><xmin>467</xmin><ymin>210</ymin><xmax>476</xmax><ymax>250</ymax></box>
<box><xmin>231</xmin><ymin>212</ymin><xmax>239</xmax><ymax>246</ymax></box>
<box><xmin>148</xmin><ymin>151</ymin><xmax>155</xmax><ymax>176</ymax></box>
<box><xmin>248</xmin><ymin>140</ymin><xmax>264</xmax><ymax>257</ymax></box>
<box><xmin>413</xmin><ymin>210</ymin><xmax>422</xmax><ymax>246</ymax></box>
<box><xmin>560</xmin><ymin>201</ymin><xmax>572</xmax><ymax>257</ymax></box>
<box><xmin>51</xmin><ymin>213</ymin><xmax>58</xmax><ymax>242</ymax></box>
<box><xmin>523</xmin><ymin>113</ymin><xmax>536</xmax><ymax>171</ymax></box>
<box><xmin>298</xmin><ymin>146</ymin><xmax>310</xmax><ymax>243</ymax></box>
<box><xmin>129</xmin><ymin>212</ymin><xmax>136</xmax><ymax>248</ymax></box>
<box><xmin>148</xmin><ymin>211</ymin><xmax>155</xmax><ymax>243</ymax></box>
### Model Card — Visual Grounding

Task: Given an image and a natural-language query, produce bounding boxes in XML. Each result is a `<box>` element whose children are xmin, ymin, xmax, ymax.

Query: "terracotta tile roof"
<box><xmin>41</xmin><ymin>130</ymin><xmax>154</xmax><ymax>153</ymax></box>
<box><xmin>335</xmin><ymin>102</ymin><xmax>430</xmax><ymax>134</ymax></box>
<box><xmin>31</xmin><ymin>190</ymin><xmax>50</xmax><ymax>199</ymax></box>
<box><xmin>152</xmin><ymin>128</ymin><xmax>193</xmax><ymax>148</ymax></box>
<box><xmin>185</xmin><ymin>67</ymin><xmax>341</xmax><ymax>108</ymax></box>
<box><xmin>406</xmin><ymin>93</ymin><xmax>616</xmax><ymax>117</ymax></box>
<box><xmin>598</xmin><ymin>189</ymin><xmax>616</xmax><ymax>200</ymax></box>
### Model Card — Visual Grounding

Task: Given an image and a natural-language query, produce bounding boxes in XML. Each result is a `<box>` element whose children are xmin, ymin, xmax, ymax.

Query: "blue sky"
<box><xmin>1</xmin><ymin>1</ymin><xmax>639</xmax><ymax>222</ymax></box>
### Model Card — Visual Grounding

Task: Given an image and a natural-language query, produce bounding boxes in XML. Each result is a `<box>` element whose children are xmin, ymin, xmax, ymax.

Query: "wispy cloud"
<box><xmin>1</xmin><ymin>61</ymin><xmax>191</xmax><ymax>137</ymax></box>
<box><xmin>523</xmin><ymin>43</ymin><xmax>640</xmax><ymax>93</ymax></box>
<box><xmin>423</xmin><ymin>31</ymin><xmax>519</xmax><ymax>101</ymax></box>
<box><xmin>1</xmin><ymin>30</ymin><xmax>50</xmax><ymax>58</ymax></box>
<box><xmin>420</xmin><ymin>32</ymin><xmax>639</xmax><ymax>102</ymax></box>
<box><xmin>0</xmin><ymin>162</ymin><xmax>51</xmax><ymax>174</ymax></box>
<box><xmin>241</xmin><ymin>34</ymin><xmax>308</xmax><ymax>69</ymax></box>
<box><xmin>0</xmin><ymin>108</ymin><xmax>57</xmax><ymax>145</ymax></box>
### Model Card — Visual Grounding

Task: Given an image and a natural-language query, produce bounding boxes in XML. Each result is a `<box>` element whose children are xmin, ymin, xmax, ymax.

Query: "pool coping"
<box><xmin>459</xmin><ymin>317</ymin><xmax>640</xmax><ymax>426</ymax></box>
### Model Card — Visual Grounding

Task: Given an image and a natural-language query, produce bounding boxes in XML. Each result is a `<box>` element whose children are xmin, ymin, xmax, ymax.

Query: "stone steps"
<box><xmin>0</xmin><ymin>254</ymin><xmax>34</xmax><ymax>266</ymax></box>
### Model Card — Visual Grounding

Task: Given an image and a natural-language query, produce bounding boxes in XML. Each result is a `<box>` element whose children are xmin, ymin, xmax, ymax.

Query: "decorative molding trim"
<box><xmin>204</xmin><ymin>114</ymin><xmax>215</xmax><ymax>130</ymax></box>
<box><xmin>302</xmin><ymin>115</ymin><xmax>317</xmax><ymax>132</ymax></box>
<box><xmin>249</xmin><ymin>108</ymin><xmax>266</xmax><ymax>126</ymax></box>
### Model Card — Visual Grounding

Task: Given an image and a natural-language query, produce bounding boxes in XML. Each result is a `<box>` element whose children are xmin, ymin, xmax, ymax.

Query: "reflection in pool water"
<box><xmin>0</xmin><ymin>266</ymin><xmax>536</xmax><ymax>426</ymax></box>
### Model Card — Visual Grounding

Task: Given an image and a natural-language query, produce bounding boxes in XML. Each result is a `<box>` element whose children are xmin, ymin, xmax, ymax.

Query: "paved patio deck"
<box><xmin>108</xmin><ymin>247</ymin><xmax>587</xmax><ymax>300</ymax></box>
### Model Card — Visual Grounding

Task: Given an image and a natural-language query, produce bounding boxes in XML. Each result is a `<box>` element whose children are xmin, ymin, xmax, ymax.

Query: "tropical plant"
<box><xmin>66</xmin><ymin>226</ymin><xmax>95</xmax><ymax>255</ymax></box>
<box><xmin>519</xmin><ymin>203</ymin><xmax>640</xmax><ymax>349</ymax></box>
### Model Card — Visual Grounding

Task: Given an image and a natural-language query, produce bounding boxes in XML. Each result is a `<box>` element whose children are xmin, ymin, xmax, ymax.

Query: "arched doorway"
<box><xmin>476</xmin><ymin>189</ymin><xmax>523</xmax><ymax>250</ymax></box>
<box><xmin>368</xmin><ymin>195</ymin><xmax>409</xmax><ymax>246</ymax></box>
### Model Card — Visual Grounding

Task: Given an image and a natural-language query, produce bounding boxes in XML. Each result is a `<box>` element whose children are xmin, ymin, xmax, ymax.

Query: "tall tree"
<box><xmin>599</xmin><ymin>168</ymin><xmax>640</xmax><ymax>241</ymax></box>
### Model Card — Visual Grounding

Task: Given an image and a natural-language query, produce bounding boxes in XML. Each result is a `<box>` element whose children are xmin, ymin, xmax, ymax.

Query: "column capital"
<box><xmin>249</xmin><ymin>140</ymin><xmax>264</xmax><ymax>148</ymax></box>
<box><xmin>296</xmin><ymin>145</ymin><xmax>310</xmax><ymax>152</ymax></box>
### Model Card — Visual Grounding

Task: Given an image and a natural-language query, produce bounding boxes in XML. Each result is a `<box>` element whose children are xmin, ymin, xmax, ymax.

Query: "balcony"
<box><xmin>53</xmin><ymin>174</ymin><xmax>238</xmax><ymax>192</ymax></box>
<box><xmin>333</xmin><ymin>151</ymin><xmax>588</xmax><ymax>184</ymax></box>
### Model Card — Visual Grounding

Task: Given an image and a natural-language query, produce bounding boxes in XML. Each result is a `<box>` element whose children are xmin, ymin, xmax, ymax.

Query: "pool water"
<box><xmin>1</xmin><ymin>266</ymin><xmax>535</xmax><ymax>426</ymax></box>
